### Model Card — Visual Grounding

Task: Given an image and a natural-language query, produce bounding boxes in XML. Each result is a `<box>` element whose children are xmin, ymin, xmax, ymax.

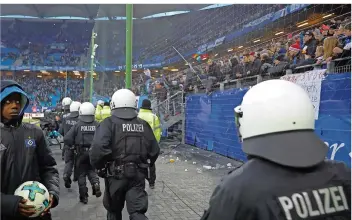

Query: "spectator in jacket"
<box><xmin>230</xmin><ymin>56</ymin><xmax>244</xmax><ymax>79</ymax></box>
<box><xmin>302</xmin><ymin>31</ymin><xmax>317</xmax><ymax>59</ymax></box>
<box><xmin>0</xmin><ymin>80</ymin><xmax>60</xmax><ymax>220</ymax></box>
<box><xmin>323</xmin><ymin>37</ymin><xmax>339</xmax><ymax>60</ymax></box>
<box><xmin>248</xmin><ymin>52</ymin><xmax>262</xmax><ymax>76</ymax></box>
<box><xmin>326</xmin><ymin>23</ymin><xmax>351</xmax><ymax>67</ymax></box>
<box><xmin>315</xmin><ymin>46</ymin><xmax>324</xmax><ymax>64</ymax></box>
<box><xmin>259</xmin><ymin>53</ymin><xmax>273</xmax><ymax>75</ymax></box>
<box><xmin>206</xmin><ymin>60</ymin><xmax>221</xmax><ymax>93</ymax></box>
<box><xmin>267</xmin><ymin>54</ymin><xmax>289</xmax><ymax>76</ymax></box>
<box><xmin>288</xmin><ymin>43</ymin><xmax>301</xmax><ymax>63</ymax></box>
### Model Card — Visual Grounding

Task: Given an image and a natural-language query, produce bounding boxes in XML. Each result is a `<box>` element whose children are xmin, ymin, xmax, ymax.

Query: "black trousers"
<box><xmin>63</xmin><ymin>147</ymin><xmax>74</xmax><ymax>180</ymax></box>
<box><xmin>77</xmin><ymin>163</ymin><xmax>100</xmax><ymax>196</ymax></box>
<box><xmin>104</xmin><ymin>171</ymin><xmax>148</xmax><ymax>220</ymax></box>
<box><xmin>148</xmin><ymin>164</ymin><xmax>156</xmax><ymax>184</ymax></box>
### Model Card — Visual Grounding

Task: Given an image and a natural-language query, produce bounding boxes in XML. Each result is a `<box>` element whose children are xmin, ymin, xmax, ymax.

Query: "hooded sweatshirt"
<box><xmin>0</xmin><ymin>80</ymin><xmax>60</xmax><ymax>220</ymax></box>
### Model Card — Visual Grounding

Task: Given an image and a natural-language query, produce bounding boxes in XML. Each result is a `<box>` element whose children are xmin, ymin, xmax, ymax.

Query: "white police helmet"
<box><xmin>62</xmin><ymin>97</ymin><xmax>72</xmax><ymax>110</ymax></box>
<box><xmin>110</xmin><ymin>89</ymin><xmax>136</xmax><ymax>109</ymax></box>
<box><xmin>69</xmin><ymin>101</ymin><xmax>81</xmax><ymax>113</ymax></box>
<box><xmin>97</xmin><ymin>100</ymin><xmax>104</xmax><ymax>106</ymax></box>
<box><xmin>110</xmin><ymin>89</ymin><xmax>137</xmax><ymax>119</ymax></box>
<box><xmin>79</xmin><ymin>102</ymin><xmax>96</xmax><ymax>122</ymax></box>
<box><xmin>79</xmin><ymin>102</ymin><xmax>95</xmax><ymax>116</ymax></box>
<box><xmin>234</xmin><ymin>79</ymin><xmax>327</xmax><ymax>168</ymax></box>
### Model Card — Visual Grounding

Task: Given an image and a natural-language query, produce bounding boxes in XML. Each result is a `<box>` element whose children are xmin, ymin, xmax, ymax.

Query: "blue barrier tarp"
<box><xmin>185</xmin><ymin>73</ymin><xmax>351</xmax><ymax>167</ymax></box>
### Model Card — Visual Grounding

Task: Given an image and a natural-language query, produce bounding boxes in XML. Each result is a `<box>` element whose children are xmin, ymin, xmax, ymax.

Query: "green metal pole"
<box><xmin>125</xmin><ymin>4</ymin><xmax>133</xmax><ymax>89</ymax></box>
<box><xmin>89</xmin><ymin>31</ymin><xmax>96</xmax><ymax>102</ymax></box>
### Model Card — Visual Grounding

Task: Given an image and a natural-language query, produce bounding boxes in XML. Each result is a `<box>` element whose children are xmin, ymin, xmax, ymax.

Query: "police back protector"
<box><xmin>76</xmin><ymin>120</ymin><xmax>98</xmax><ymax>163</ymax></box>
<box><xmin>63</xmin><ymin>113</ymin><xmax>79</xmax><ymax>135</ymax></box>
<box><xmin>108</xmin><ymin>116</ymin><xmax>149</xmax><ymax>178</ymax></box>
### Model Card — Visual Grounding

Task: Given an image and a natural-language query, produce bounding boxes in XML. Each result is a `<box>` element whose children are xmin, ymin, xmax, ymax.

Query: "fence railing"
<box><xmin>287</xmin><ymin>57</ymin><xmax>351</xmax><ymax>74</ymax></box>
<box><xmin>152</xmin><ymin>91</ymin><xmax>184</xmax><ymax>124</ymax></box>
<box><xmin>190</xmin><ymin>57</ymin><xmax>351</xmax><ymax>94</ymax></box>
<box><xmin>148</xmin><ymin>57</ymin><xmax>350</xmax><ymax>144</ymax></box>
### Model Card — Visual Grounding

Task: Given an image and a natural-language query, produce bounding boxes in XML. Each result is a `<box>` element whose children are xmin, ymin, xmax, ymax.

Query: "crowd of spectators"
<box><xmin>1</xmin><ymin>7</ymin><xmax>351</xmax><ymax>107</ymax></box>
<box><xmin>1</xmin><ymin>5</ymin><xmax>285</xmax><ymax>67</ymax></box>
<box><xmin>1</xmin><ymin>20</ymin><xmax>92</xmax><ymax>67</ymax></box>
<box><xmin>167</xmin><ymin>17</ymin><xmax>351</xmax><ymax>93</ymax></box>
<box><xmin>1</xmin><ymin>75</ymin><xmax>84</xmax><ymax>109</ymax></box>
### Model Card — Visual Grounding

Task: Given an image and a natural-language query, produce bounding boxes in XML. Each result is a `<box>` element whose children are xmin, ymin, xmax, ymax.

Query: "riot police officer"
<box><xmin>64</xmin><ymin>102</ymin><xmax>102</xmax><ymax>204</ymax></box>
<box><xmin>90</xmin><ymin>89</ymin><xmax>160</xmax><ymax>220</ymax></box>
<box><xmin>59</xmin><ymin>97</ymin><xmax>72</xmax><ymax>159</ymax></box>
<box><xmin>59</xmin><ymin>101</ymin><xmax>81</xmax><ymax>189</ymax></box>
<box><xmin>61</xmin><ymin>97</ymin><xmax>72</xmax><ymax>115</ymax></box>
<box><xmin>201</xmin><ymin>79</ymin><xmax>351</xmax><ymax>220</ymax></box>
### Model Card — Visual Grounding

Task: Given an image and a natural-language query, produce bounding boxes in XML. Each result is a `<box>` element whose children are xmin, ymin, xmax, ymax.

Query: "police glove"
<box><xmin>96</xmin><ymin>168</ymin><xmax>107</xmax><ymax>178</ymax></box>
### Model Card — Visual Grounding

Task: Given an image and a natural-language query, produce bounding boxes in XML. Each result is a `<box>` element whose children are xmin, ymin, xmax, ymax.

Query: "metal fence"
<box><xmin>153</xmin><ymin>91</ymin><xmax>184</xmax><ymax>125</ymax></box>
<box><xmin>190</xmin><ymin>57</ymin><xmax>351</xmax><ymax>94</ymax></box>
<box><xmin>148</xmin><ymin>58</ymin><xmax>351</xmax><ymax>144</ymax></box>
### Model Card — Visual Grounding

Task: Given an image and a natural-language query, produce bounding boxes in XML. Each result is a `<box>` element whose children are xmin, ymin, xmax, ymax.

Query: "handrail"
<box><xmin>293</xmin><ymin>57</ymin><xmax>351</xmax><ymax>70</ymax></box>
<box><xmin>154</xmin><ymin>91</ymin><xmax>184</xmax><ymax>109</ymax></box>
<box><xmin>188</xmin><ymin>58</ymin><xmax>351</xmax><ymax>93</ymax></box>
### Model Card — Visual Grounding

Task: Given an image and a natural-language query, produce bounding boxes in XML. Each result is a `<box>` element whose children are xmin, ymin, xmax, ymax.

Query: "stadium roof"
<box><xmin>0</xmin><ymin>4</ymin><xmax>212</xmax><ymax>19</ymax></box>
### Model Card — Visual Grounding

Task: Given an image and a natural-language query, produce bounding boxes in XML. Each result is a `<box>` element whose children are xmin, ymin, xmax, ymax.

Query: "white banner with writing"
<box><xmin>281</xmin><ymin>69</ymin><xmax>326</xmax><ymax>120</ymax></box>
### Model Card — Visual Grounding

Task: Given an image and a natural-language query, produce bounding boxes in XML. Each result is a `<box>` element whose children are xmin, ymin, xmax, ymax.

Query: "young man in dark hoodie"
<box><xmin>0</xmin><ymin>80</ymin><xmax>60</xmax><ymax>220</ymax></box>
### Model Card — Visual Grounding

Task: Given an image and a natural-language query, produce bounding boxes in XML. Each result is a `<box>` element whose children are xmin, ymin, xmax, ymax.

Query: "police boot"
<box><xmin>149</xmin><ymin>183</ymin><xmax>155</xmax><ymax>189</ymax></box>
<box><xmin>79</xmin><ymin>195</ymin><xmax>88</xmax><ymax>204</ymax></box>
<box><xmin>92</xmin><ymin>184</ymin><xmax>102</xmax><ymax>198</ymax></box>
<box><xmin>79</xmin><ymin>187</ymin><xmax>88</xmax><ymax>204</ymax></box>
<box><xmin>63</xmin><ymin>176</ymin><xmax>72</xmax><ymax>189</ymax></box>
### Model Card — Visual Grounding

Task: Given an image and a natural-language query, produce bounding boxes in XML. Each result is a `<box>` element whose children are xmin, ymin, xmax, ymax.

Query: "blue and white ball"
<box><xmin>14</xmin><ymin>181</ymin><xmax>50</xmax><ymax>218</ymax></box>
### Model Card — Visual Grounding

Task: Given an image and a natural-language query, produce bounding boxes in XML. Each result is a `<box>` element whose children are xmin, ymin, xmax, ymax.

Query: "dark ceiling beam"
<box><xmin>30</xmin><ymin>4</ymin><xmax>43</xmax><ymax>18</ymax></box>
<box><xmin>84</xmin><ymin>5</ymin><xmax>94</xmax><ymax>20</ymax></box>
<box><xmin>107</xmin><ymin>10</ymin><xmax>113</xmax><ymax>20</ymax></box>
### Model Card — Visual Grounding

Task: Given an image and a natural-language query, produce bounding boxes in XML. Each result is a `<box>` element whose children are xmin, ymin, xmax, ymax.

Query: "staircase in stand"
<box><xmin>152</xmin><ymin>91</ymin><xmax>185</xmax><ymax>130</ymax></box>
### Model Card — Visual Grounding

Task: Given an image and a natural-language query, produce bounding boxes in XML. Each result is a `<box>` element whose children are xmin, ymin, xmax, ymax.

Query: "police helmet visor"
<box><xmin>79</xmin><ymin>115</ymin><xmax>95</xmax><ymax>123</ymax></box>
<box><xmin>242</xmin><ymin>130</ymin><xmax>328</xmax><ymax>168</ymax></box>
<box><xmin>111</xmin><ymin>108</ymin><xmax>137</xmax><ymax>119</ymax></box>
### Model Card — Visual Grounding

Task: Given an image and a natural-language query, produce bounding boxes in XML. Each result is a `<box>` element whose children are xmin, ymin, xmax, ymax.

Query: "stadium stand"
<box><xmin>1</xmin><ymin>4</ymin><xmax>351</xmax><ymax>107</ymax></box>
<box><xmin>0</xmin><ymin>4</ymin><xmax>350</xmax><ymax>167</ymax></box>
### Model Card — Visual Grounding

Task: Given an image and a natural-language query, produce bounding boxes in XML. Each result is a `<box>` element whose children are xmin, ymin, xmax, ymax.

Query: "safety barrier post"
<box><xmin>256</xmin><ymin>75</ymin><xmax>263</xmax><ymax>84</ymax></box>
<box><xmin>220</xmin><ymin>82</ymin><xmax>225</xmax><ymax>91</ymax></box>
<box><xmin>327</xmin><ymin>61</ymin><xmax>335</xmax><ymax>74</ymax></box>
<box><xmin>286</xmin><ymin>69</ymin><xmax>293</xmax><ymax>75</ymax></box>
<box><xmin>236</xmin><ymin>79</ymin><xmax>241</xmax><ymax>88</ymax></box>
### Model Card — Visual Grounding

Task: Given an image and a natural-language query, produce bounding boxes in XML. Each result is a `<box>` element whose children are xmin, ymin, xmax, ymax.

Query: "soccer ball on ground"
<box><xmin>14</xmin><ymin>181</ymin><xmax>50</xmax><ymax>218</ymax></box>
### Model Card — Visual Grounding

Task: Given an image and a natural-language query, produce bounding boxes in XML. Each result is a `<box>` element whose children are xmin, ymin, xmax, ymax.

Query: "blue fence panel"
<box><xmin>185</xmin><ymin>73</ymin><xmax>351</xmax><ymax>167</ymax></box>
<box><xmin>315</xmin><ymin>73</ymin><xmax>351</xmax><ymax>167</ymax></box>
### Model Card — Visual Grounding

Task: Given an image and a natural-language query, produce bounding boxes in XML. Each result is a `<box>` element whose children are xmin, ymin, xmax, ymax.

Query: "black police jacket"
<box><xmin>90</xmin><ymin>110</ymin><xmax>160</xmax><ymax>170</ymax></box>
<box><xmin>64</xmin><ymin>120</ymin><xmax>99</xmax><ymax>147</ymax></box>
<box><xmin>58</xmin><ymin>112</ymin><xmax>79</xmax><ymax>137</ymax></box>
<box><xmin>201</xmin><ymin>158</ymin><xmax>351</xmax><ymax>220</ymax></box>
<box><xmin>64</xmin><ymin>120</ymin><xmax>99</xmax><ymax>164</ymax></box>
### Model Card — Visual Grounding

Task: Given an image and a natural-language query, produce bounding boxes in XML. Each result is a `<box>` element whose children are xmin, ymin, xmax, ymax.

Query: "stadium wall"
<box><xmin>185</xmin><ymin>73</ymin><xmax>351</xmax><ymax>167</ymax></box>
